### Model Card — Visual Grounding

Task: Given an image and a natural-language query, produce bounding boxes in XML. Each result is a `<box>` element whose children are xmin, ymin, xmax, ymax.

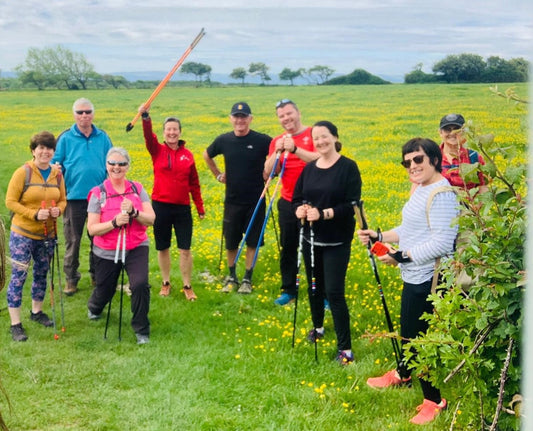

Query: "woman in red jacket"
<box><xmin>138</xmin><ymin>105</ymin><xmax>205</xmax><ymax>301</ymax></box>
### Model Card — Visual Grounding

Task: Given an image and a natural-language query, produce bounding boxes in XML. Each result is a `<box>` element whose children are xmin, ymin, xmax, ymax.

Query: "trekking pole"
<box><xmin>250</xmin><ymin>151</ymin><xmax>289</xmax><ymax>270</ymax></box>
<box><xmin>126</xmin><ymin>28</ymin><xmax>206</xmax><ymax>132</ymax></box>
<box><xmin>105</xmin><ymin>221</ymin><xmax>123</xmax><ymax>339</ymax></box>
<box><xmin>292</xmin><ymin>218</ymin><xmax>305</xmax><ymax>348</ymax></box>
<box><xmin>266</xmin><ymin>188</ymin><xmax>281</xmax><ymax>255</ymax></box>
<box><xmin>233</xmin><ymin>150</ymin><xmax>282</xmax><ymax>267</ymax></box>
<box><xmin>51</xmin><ymin>200</ymin><xmax>66</xmax><ymax>332</ymax></box>
<box><xmin>118</xmin><ymin>225</ymin><xmax>126</xmax><ymax>341</ymax></box>
<box><xmin>42</xmin><ymin>201</ymin><xmax>59</xmax><ymax>340</ymax></box>
<box><xmin>354</xmin><ymin>200</ymin><xmax>403</xmax><ymax>370</ymax></box>
<box><xmin>309</xmin><ymin>217</ymin><xmax>318</xmax><ymax>363</ymax></box>
<box><xmin>217</xmin><ymin>218</ymin><xmax>224</xmax><ymax>274</ymax></box>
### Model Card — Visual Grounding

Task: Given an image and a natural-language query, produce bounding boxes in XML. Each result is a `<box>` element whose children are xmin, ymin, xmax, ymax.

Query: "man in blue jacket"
<box><xmin>52</xmin><ymin>98</ymin><xmax>112</xmax><ymax>296</ymax></box>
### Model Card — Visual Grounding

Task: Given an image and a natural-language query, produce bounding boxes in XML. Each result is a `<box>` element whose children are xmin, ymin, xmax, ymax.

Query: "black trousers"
<box><xmin>277</xmin><ymin>198</ymin><xmax>299</xmax><ymax>295</ymax></box>
<box><xmin>303</xmin><ymin>241</ymin><xmax>352</xmax><ymax>351</ymax></box>
<box><xmin>88</xmin><ymin>246</ymin><xmax>151</xmax><ymax>336</ymax></box>
<box><xmin>399</xmin><ymin>279</ymin><xmax>441</xmax><ymax>403</ymax></box>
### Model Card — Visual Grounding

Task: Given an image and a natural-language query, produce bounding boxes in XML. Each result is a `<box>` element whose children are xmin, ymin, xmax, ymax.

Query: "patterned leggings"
<box><xmin>7</xmin><ymin>231</ymin><xmax>53</xmax><ymax>308</ymax></box>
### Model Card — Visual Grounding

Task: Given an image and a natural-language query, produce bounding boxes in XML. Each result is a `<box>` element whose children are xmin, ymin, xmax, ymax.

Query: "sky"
<box><xmin>0</xmin><ymin>0</ymin><xmax>532</xmax><ymax>82</ymax></box>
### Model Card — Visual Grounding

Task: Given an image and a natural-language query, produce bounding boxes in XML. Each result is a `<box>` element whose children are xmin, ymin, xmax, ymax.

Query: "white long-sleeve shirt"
<box><xmin>393</xmin><ymin>178</ymin><xmax>459</xmax><ymax>284</ymax></box>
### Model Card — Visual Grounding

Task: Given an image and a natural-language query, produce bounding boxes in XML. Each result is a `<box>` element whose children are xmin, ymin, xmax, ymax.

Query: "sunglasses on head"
<box><xmin>401</xmin><ymin>155</ymin><xmax>425</xmax><ymax>168</ymax></box>
<box><xmin>75</xmin><ymin>110</ymin><xmax>93</xmax><ymax>115</ymax></box>
<box><xmin>107</xmin><ymin>160</ymin><xmax>128</xmax><ymax>167</ymax></box>
<box><xmin>275</xmin><ymin>99</ymin><xmax>293</xmax><ymax>108</ymax></box>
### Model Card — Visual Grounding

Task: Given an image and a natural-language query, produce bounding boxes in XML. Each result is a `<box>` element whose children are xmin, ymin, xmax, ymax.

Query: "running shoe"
<box><xmin>366</xmin><ymin>370</ymin><xmax>412</xmax><ymax>389</ymax></box>
<box><xmin>88</xmin><ymin>309</ymin><xmax>102</xmax><ymax>320</ymax></box>
<box><xmin>221</xmin><ymin>276</ymin><xmax>238</xmax><ymax>293</ymax></box>
<box><xmin>410</xmin><ymin>398</ymin><xmax>447</xmax><ymax>425</ymax></box>
<box><xmin>11</xmin><ymin>323</ymin><xmax>28</xmax><ymax>342</ymax></box>
<box><xmin>237</xmin><ymin>278</ymin><xmax>252</xmax><ymax>294</ymax></box>
<box><xmin>307</xmin><ymin>328</ymin><xmax>324</xmax><ymax>343</ymax></box>
<box><xmin>159</xmin><ymin>281</ymin><xmax>171</xmax><ymax>297</ymax></box>
<box><xmin>336</xmin><ymin>350</ymin><xmax>354</xmax><ymax>366</ymax></box>
<box><xmin>183</xmin><ymin>285</ymin><xmax>197</xmax><ymax>301</ymax></box>
<box><xmin>274</xmin><ymin>292</ymin><xmax>296</xmax><ymax>305</ymax></box>
<box><xmin>30</xmin><ymin>311</ymin><xmax>54</xmax><ymax>327</ymax></box>
<box><xmin>136</xmin><ymin>333</ymin><xmax>150</xmax><ymax>345</ymax></box>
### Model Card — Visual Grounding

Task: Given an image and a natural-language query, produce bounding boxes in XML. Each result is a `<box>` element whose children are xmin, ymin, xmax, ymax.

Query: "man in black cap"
<box><xmin>438</xmin><ymin>113</ymin><xmax>486</xmax><ymax>191</ymax></box>
<box><xmin>204</xmin><ymin>102</ymin><xmax>272</xmax><ymax>294</ymax></box>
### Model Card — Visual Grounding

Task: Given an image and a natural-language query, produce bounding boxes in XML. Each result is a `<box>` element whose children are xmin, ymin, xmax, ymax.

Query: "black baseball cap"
<box><xmin>230</xmin><ymin>102</ymin><xmax>251</xmax><ymax>116</ymax></box>
<box><xmin>440</xmin><ymin>113</ymin><xmax>465</xmax><ymax>129</ymax></box>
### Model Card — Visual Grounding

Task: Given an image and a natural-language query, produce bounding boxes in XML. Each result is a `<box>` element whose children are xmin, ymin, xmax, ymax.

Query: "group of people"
<box><xmin>5</xmin><ymin>94</ymin><xmax>485</xmax><ymax>425</ymax></box>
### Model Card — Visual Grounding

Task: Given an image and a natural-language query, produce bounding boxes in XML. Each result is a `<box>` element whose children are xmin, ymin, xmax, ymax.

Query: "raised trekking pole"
<box><xmin>42</xmin><ymin>201</ymin><xmax>59</xmax><ymax>340</ymax></box>
<box><xmin>292</xmin><ymin>218</ymin><xmax>305</xmax><ymax>348</ymax></box>
<box><xmin>118</xmin><ymin>224</ymin><xmax>126</xmax><ymax>341</ymax></box>
<box><xmin>233</xmin><ymin>150</ymin><xmax>282</xmax><ymax>267</ymax></box>
<box><xmin>250</xmin><ymin>150</ymin><xmax>289</xmax><ymax>270</ymax></box>
<box><xmin>125</xmin><ymin>28</ymin><xmax>206</xmax><ymax>132</ymax></box>
<box><xmin>51</xmin><ymin>200</ymin><xmax>65</xmax><ymax>333</ymax></box>
<box><xmin>354</xmin><ymin>200</ymin><xmax>403</xmax><ymax>370</ymax></box>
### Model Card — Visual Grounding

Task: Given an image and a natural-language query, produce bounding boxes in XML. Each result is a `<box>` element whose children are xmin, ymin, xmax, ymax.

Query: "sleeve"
<box><xmin>206</xmin><ymin>137</ymin><xmax>221</xmax><ymax>159</ymax></box>
<box><xmin>291</xmin><ymin>168</ymin><xmax>306</xmax><ymax>211</ymax></box>
<box><xmin>5</xmin><ymin>167</ymin><xmax>30</xmax><ymax>219</ymax></box>
<box><xmin>188</xmin><ymin>156</ymin><xmax>204</xmax><ymax>215</ymax></box>
<box><xmin>56</xmin><ymin>168</ymin><xmax>67</xmax><ymax>214</ymax></box>
<box><xmin>87</xmin><ymin>187</ymin><xmax>102</xmax><ymax>214</ymax></box>
<box><xmin>331</xmin><ymin>159</ymin><xmax>361</xmax><ymax>219</ymax></box>
<box><xmin>142</xmin><ymin>117</ymin><xmax>160</xmax><ymax>156</ymax></box>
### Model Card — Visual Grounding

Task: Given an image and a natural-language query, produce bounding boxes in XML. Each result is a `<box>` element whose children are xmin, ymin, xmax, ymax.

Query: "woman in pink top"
<box><xmin>86</xmin><ymin>147</ymin><xmax>155</xmax><ymax>344</ymax></box>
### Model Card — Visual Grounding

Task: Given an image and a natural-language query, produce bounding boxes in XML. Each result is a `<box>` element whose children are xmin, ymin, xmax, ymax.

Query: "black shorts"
<box><xmin>152</xmin><ymin>201</ymin><xmax>192</xmax><ymax>251</ymax></box>
<box><xmin>224</xmin><ymin>202</ymin><xmax>265</xmax><ymax>250</ymax></box>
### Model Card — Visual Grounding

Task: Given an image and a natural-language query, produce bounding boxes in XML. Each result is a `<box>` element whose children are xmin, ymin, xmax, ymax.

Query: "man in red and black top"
<box><xmin>264</xmin><ymin>100</ymin><xmax>319</xmax><ymax>305</ymax></box>
<box><xmin>139</xmin><ymin>105</ymin><xmax>204</xmax><ymax>301</ymax></box>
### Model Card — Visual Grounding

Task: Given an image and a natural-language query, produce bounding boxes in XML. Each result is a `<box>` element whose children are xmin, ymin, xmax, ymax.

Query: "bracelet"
<box><xmin>216</xmin><ymin>173</ymin><xmax>223</xmax><ymax>182</ymax></box>
<box><xmin>133</xmin><ymin>209</ymin><xmax>139</xmax><ymax>218</ymax></box>
<box><xmin>290</xmin><ymin>146</ymin><xmax>298</xmax><ymax>154</ymax></box>
<box><xmin>111</xmin><ymin>218</ymin><xmax>119</xmax><ymax>229</ymax></box>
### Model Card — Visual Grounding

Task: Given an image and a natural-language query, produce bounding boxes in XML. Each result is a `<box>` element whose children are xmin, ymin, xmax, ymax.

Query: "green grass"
<box><xmin>0</xmin><ymin>84</ymin><xmax>528</xmax><ymax>430</ymax></box>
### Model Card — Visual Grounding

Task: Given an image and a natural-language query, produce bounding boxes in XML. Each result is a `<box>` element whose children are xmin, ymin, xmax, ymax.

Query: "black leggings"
<box><xmin>399</xmin><ymin>279</ymin><xmax>441</xmax><ymax>403</ymax></box>
<box><xmin>303</xmin><ymin>241</ymin><xmax>352</xmax><ymax>351</ymax></box>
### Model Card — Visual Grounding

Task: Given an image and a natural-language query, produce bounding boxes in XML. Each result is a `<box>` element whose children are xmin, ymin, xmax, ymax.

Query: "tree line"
<box><xmin>0</xmin><ymin>45</ymin><xmax>528</xmax><ymax>91</ymax></box>
<box><xmin>405</xmin><ymin>53</ymin><xmax>528</xmax><ymax>84</ymax></box>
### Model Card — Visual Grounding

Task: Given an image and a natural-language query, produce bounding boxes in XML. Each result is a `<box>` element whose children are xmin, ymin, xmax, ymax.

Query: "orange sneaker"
<box><xmin>410</xmin><ymin>398</ymin><xmax>447</xmax><ymax>425</ymax></box>
<box><xmin>183</xmin><ymin>285</ymin><xmax>197</xmax><ymax>301</ymax></box>
<box><xmin>366</xmin><ymin>370</ymin><xmax>412</xmax><ymax>389</ymax></box>
<box><xmin>159</xmin><ymin>281</ymin><xmax>171</xmax><ymax>297</ymax></box>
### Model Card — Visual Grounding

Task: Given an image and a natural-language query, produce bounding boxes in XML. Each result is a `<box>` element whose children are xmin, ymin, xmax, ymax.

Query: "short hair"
<box><xmin>72</xmin><ymin>97</ymin><xmax>94</xmax><ymax>113</ymax></box>
<box><xmin>106</xmin><ymin>147</ymin><xmax>130</xmax><ymax>165</ymax></box>
<box><xmin>312</xmin><ymin>120</ymin><xmax>342</xmax><ymax>152</ymax></box>
<box><xmin>402</xmin><ymin>137</ymin><xmax>442</xmax><ymax>172</ymax></box>
<box><xmin>30</xmin><ymin>131</ymin><xmax>56</xmax><ymax>151</ymax></box>
<box><xmin>163</xmin><ymin>116</ymin><xmax>182</xmax><ymax>131</ymax></box>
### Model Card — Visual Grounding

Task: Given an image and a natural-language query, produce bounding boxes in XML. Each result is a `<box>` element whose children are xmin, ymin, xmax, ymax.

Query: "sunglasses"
<box><xmin>441</xmin><ymin>126</ymin><xmax>462</xmax><ymax>133</ymax></box>
<box><xmin>107</xmin><ymin>160</ymin><xmax>128</xmax><ymax>167</ymax></box>
<box><xmin>401</xmin><ymin>155</ymin><xmax>426</xmax><ymax>168</ymax></box>
<box><xmin>75</xmin><ymin>110</ymin><xmax>93</xmax><ymax>115</ymax></box>
<box><xmin>275</xmin><ymin>99</ymin><xmax>293</xmax><ymax>108</ymax></box>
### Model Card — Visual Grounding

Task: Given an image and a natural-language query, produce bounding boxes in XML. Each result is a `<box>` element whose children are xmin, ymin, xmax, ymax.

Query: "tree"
<box><xmin>248</xmin><ymin>62</ymin><xmax>270</xmax><ymax>85</ymax></box>
<box><xmin>101</xmin><ymin>74</ymin><xmax>129</xmax><ymax>89</ymax></box>
<box><xmin>305</xmin><ymin>65</ymin><xmax>335</xmax><ymax>85</ymax></box>
<box><xmin>16</xmin><ymin>45</ymin><xmax>96</xmax><ymax>90</ymax></box>
<box><xmin>180</xmin><ymin>62</ymin><xmax>212</xmax><ymax>84</ymax></box>
<box><xmin>432</xmin><ymin>53</ymin><xmax>486</xmax><ymax>83</ymax></box>
<box><xmin>278</xmin><ymin>68</ymin><xmax>303</xmax><ymax>86</ymax></box>
<box><xmin>404</xmin><ymin>63</ymin><xmax>437</xmax><ymax>84</ymax></box>
<box><xmin>324</xmin><ymin>69</ymin><xmax>390</xmax><ymax>85</ymax></box>
<box><xmin>229</xmin><ymin>67</ymin><xmax>247</xmax><ymax>86</ymax></box>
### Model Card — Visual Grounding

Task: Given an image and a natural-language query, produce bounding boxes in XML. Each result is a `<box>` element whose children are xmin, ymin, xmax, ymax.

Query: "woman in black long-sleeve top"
<box><xmin>292</xmin><ymin>120</ymin><xmax>362</xmax><ymax>365</ymax></box>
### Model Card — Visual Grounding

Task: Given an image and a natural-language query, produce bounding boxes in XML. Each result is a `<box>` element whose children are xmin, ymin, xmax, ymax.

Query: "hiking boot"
<box><xmin>336</xmin><ymin>350</ymin><xmax>354</xmax><ymax>366</ymax></box>
<box><xmin>159</xmin><ymin>281</ymin><xmax>171</xmax><ymax>297</ymax></box>
<box><xmin>307</xmin><ymin>328</ymin><xmax>324</xmax><ymax>343</ymax></box>
<box><xmin>221</xmin><ymin>276</ymin><xmax>238</xmax><ymax>293</ymax></box>
<box><xmin>136</xmin><ymin>333</ymin><xmax>150</xmax><ymax>345</ymax></box>
<box><xmin>63</xmin><ymin>282</ymin><xmax>78</xmax><ymax>296</ymax></box>
<box><xmin>30</xmin><ymin>311</ymin><xmax>54</xmax><ymax>327</ymax></box>
<box><xmin>274</xmin><ymin>292</ymin><xmax>296</xmax><ymax>306</ymax></box>
<box><xmin>366</xmin><ymin>370</ymin><xmax>412</xmax><ymax>389</ymax></box>
<box><xmin>410</xmin><ymin>398</ymin><xmax>447</xmax><ymax>425</ymax></box>
<box><xmin>183</xmin><ymin>285</ymin><xmax>197</xmax><ymax>301</ymax></box>
<box><xmin>88</xmin><ymin>309</ymin><xmax>102</xmax><ymax>320</ymax></box>
<box><xmin>11</xmin><ymin>323</ymin><xmax>28</xmax><ymax>342</ymax></box>
<box><xmin>237</xmin><ymin>278</ymin><xmax>252</xmax><ymax>294</ymax></box>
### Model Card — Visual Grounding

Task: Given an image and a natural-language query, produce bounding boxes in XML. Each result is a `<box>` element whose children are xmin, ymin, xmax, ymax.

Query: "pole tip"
<box><xmin>126</xmin><ymin>123</ymin><xmax>134</xmax><ymax>132</ymax></box>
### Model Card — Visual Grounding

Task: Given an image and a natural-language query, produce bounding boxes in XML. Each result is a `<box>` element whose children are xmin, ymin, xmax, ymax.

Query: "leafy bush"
<box><xmin>324</xmin><ymin>68</ymin><xmax>390</xmax><ymax>85</ymax></box>
<box><xmin>407</xmin><ymin>110</ymin><xmax>526</xmax><ymax>430</ymax></box>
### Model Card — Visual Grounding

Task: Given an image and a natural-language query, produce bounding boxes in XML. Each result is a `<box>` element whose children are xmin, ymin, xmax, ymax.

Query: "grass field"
<box><xmin>0</xmin><ymin>84</ymin><xmax>528</xmax><ymax>430</ymax></box>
